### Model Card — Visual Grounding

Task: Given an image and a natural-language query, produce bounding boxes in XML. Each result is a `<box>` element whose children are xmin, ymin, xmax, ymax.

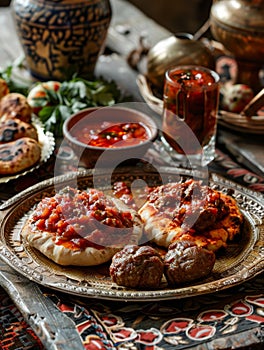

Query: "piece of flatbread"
<box><xmin>0</xmin><ymin>137</ymin><xmax>41</xmax><ymax>175</ymax></box>
<box><xmin>21</xmin><ymin>187</ymin><xmax>143</xmax><ymax>266</ymax></box>
<box><xmin>0</xmin><ymin>118</ymin><xmax>38</xmax><ymax>143</ymax></box>
<box><xmin>0</xmin><ymin>78</ymin><xmax>9</xmax><ymax>100</ymax></box>
<box><xmin>138</xmin><ymin>180</ymin><xmax>243</xmax><ymax>251</ymax></box>
<box><xmin>0</xmin><ymin>93</ymin><xmax>32</xmax><ymax>123</ymax></box>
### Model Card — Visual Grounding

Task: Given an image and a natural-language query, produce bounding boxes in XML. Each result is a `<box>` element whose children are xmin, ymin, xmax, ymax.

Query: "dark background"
<box><xmin>128</xmin><ymin>0</ymin><xmax>213</xmax><ymax>35</ymax></box>
<box><xmin>1</xmin><ymin>0</ymin><xmax>213</xmax><ymax>35</ymax></box>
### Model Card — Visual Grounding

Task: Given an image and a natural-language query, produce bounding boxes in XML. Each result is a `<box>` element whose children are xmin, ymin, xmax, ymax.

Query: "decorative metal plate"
<box><xmin>0</xmin><ymin>116</ymin><xmax>55</xmax><ymax>184</ymax></box>
<box><xmin>0</xmin><ymin>166</ymin><xmax>263</xmax><ymax>301</ymax></box>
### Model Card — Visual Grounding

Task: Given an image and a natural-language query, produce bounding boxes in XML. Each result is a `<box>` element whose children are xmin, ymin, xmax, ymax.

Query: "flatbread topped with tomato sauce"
<box><xmin>21</xmin><ymin>186</ymin><xmax>143</xmax><ymax>266</ymax></box>
<box><xmin>138</xmin><ymin>179</ymin><xmax>243</xmax><ymax>252</ymax></box>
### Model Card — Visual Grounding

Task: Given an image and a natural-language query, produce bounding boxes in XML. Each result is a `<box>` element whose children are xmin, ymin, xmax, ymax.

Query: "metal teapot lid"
<box><xmin>146</xmin><ymin>32</ymin><xmax>215</xmax><ymax>89</ymax></box>
<box><xmin>210</xmin><ymin>0</ymin><xmax>264</xmax><ymax>33</ymax></box>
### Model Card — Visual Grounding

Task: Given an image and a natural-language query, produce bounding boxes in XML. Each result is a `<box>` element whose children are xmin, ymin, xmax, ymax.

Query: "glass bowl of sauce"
<box><xmin>63</xmin><ymin>106</ymin><xmax>158</xmax><ymax>168</ymax></box>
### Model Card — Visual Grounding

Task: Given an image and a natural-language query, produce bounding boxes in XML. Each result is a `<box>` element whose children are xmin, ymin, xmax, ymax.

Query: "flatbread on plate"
<box><xmin>138</xmin><ymin>179</ymin><xmax>243</xmax><ymax>251</ymax></box>
<box><xmin>21</xmin><ymin>186</ymin><xmax>143</xmax><ymax>266</ymax></box>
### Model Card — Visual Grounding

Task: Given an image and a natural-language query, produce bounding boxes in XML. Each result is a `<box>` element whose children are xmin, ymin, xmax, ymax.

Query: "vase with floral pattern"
<box><xmin>11</xmin><ymin>0</ymin><xmax>112</xmax><ymax>81</ymax></box>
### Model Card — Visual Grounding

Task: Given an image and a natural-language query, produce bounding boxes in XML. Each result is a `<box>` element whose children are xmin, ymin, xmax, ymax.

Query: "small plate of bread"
<box><xmin>0</xmin><ymin>79</ymin><xmax>55</xmax><ymax>183</ymax></box>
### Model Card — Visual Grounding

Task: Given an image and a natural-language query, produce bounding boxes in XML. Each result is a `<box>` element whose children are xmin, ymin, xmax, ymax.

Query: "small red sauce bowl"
<box><xmin>63</xmin><ymin>106</ymin><xmax>158</xmax><ymax>168</ymax></box>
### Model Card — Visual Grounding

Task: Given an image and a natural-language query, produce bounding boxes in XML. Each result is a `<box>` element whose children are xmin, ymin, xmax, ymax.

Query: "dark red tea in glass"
<box><xmin>162</xmin><ymin>65</ymin><xmax>220</xmax><ymax>166</ymax></box>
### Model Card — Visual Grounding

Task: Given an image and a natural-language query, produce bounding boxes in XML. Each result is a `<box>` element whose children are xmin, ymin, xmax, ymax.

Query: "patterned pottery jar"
<box><xmin>11</xmin><ymin>0</ymin><xmax>112</xmax><ymax>81</ymax></box>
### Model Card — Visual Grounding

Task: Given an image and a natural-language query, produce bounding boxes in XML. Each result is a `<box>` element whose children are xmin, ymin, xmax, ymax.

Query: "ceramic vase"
<box><xmin>11</xmin><ymin>0</ymin><xmax>112</xmax><ymax>81</ymax></box>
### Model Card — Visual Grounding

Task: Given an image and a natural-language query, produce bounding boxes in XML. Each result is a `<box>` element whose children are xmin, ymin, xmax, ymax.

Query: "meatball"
<box><xmin>164</xmin><ymin>240</ymin><xmax>215</xmax><ymax>285</ymax></box>
<box><xmin>110</xmin><ymin>245</ymin><xmax>164</xmax><ymax>288</ymax></box>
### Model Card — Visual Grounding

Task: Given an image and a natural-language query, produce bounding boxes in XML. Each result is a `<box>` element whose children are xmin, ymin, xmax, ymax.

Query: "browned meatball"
<box><xmin>109</xmin><ymin>245</ymin><xmax>164</xmax><ymax>288</ymax></box>
<box><xmin>164</xmin><ymin>240</ymin><xmax>215</xmax><ymax>285</ymax></box>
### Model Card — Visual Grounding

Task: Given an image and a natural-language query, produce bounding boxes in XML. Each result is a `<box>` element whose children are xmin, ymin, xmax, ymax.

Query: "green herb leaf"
<box><xmin>1</xmin><ymin>64</ymin><xmax>126</xmax><ymax>138</ymax></box>
<box><xmin>37</xmin><ymin>77</ymin><xmax>124</xmax><ymax>137</ymax></box>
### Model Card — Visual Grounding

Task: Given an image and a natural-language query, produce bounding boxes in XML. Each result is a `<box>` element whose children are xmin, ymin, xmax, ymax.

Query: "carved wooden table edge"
<box><xmin>0</xmin><ymin>259</ymin><xmax>84</xmax><ymax>350</ymax></box>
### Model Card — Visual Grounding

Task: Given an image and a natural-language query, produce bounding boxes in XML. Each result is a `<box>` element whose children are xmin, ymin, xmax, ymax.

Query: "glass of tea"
<box><xmin>161</xmin><ymin>65</ymin><xmax>220</xmax><ymax>167</ymax></box>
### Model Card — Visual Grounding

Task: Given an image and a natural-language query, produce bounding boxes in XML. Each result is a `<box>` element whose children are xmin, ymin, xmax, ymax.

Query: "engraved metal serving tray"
<box><xmin>0</xmin><ymin>166</ymin><xmax>263</xmax><ymax>301</ymax></box>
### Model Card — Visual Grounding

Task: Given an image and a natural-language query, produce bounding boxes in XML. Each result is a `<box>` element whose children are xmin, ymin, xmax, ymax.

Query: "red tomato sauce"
<box><xmin>162</xmin><ymin>67</ymin><xmax>219</xmax><ymax>154</ymax></box>
<box><xmin>72</xmin><ymin>121</ymin><xmax>150</xmax><ymax>148</ymax></box>
<box><xmin>147</xmin><ymin>179</ymin><xmax>229</xmax><ymax>231</ymax></box>
<box><xmin>32</xmin><ymin>187</ymin><xmax>134</xmax><ymax>251</ymax></box>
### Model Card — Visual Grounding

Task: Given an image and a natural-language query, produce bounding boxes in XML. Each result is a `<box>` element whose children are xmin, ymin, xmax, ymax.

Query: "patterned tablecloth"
<box><xmin>1</xmin><ymin>273</ymin><xmax>263</xmax><ymax>350</ymax></box>
<box><xmin>0</xmin><ymin>33</ymin><xmax>263</xmax><ymax>348</ymax></box>
<box><xmin>0</xmin><ymin>138</ymin><xmax>263</xmax><ymax>349</ymax></box>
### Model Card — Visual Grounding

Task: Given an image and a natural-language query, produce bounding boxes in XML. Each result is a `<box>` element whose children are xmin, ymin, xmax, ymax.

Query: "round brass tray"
<box><xmin>0</xmin><ymin>167</ymin><xmax>263</xmax><ymax>301</ymax></box>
